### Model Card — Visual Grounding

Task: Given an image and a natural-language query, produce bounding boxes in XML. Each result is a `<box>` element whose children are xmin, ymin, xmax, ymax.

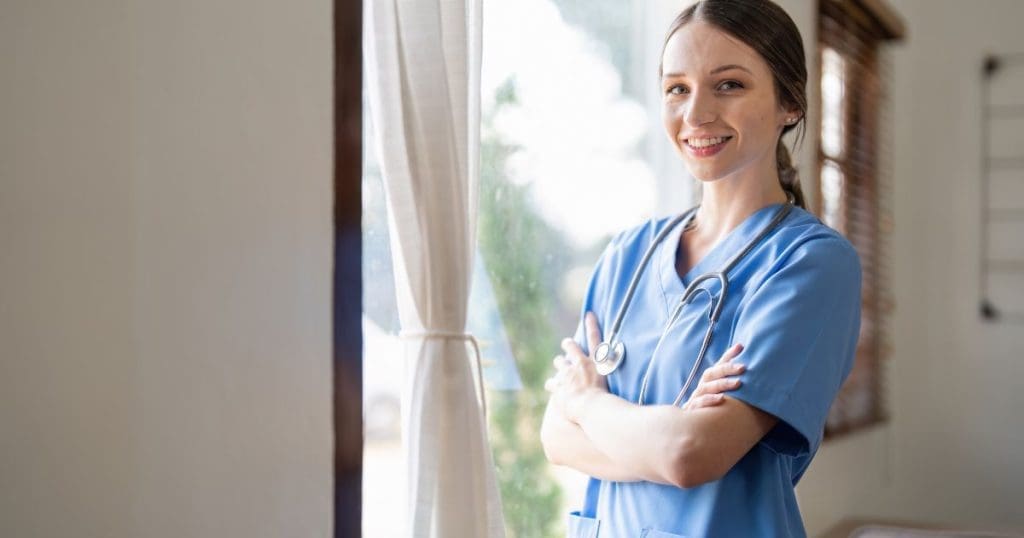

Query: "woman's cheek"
<box><xmin>662</xmin><ymin>104</ymin><xmax>683</xmax><ymax>146</ymax></box>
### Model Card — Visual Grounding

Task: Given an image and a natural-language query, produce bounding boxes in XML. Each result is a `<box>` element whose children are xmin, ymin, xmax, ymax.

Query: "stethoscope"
<box><xmin>593</xmin><ymin>192</ymin><xmax>795</xmax><ymax>406</ymax></box>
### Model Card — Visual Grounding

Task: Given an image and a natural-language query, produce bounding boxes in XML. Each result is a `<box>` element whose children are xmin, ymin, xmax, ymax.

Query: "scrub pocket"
<box><xmin>566</xmin><ymin>511</ymin><xmax>600</xmax><ymax>538</ymax></box>
<box><xmin>640</xmin><ymin>528</ymin><xmax>687</xmax><ymax>538</ymax></box>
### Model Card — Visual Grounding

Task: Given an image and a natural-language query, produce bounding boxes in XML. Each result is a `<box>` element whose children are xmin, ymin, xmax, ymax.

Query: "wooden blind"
<box><xmin>818</xmin><ymin>0</ymin><xmax>902</xmax><ymax>438</ymax></box>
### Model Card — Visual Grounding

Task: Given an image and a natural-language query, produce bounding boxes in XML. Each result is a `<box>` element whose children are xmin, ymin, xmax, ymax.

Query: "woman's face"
<box><xmin>661</xmin><ymin>20</ymin><xmax>796</xmax><ymax>183</ymax></box>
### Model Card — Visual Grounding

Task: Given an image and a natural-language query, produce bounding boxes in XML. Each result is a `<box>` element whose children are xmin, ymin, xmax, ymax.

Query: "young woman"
<box><xmin>540</xmin><ymin>1</ymin><xmax>862</xmax><ymax>536</ymax></box>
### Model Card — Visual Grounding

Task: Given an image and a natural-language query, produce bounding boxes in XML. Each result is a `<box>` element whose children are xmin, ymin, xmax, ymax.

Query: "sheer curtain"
<box><xmin>363</xmin><ymin>1</ymin><xmax>505</xmax><ymax>537</ymax></box>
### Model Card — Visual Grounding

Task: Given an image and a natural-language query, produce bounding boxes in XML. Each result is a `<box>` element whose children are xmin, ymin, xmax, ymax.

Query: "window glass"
<box><xmin>821</xmin><ymin>47</ymin><xmax>847</xmax><ymax>160</ymax></box>
<box><xmin>363</xmin><ymin>2</ymin><xmax>675</xmax><ymax>535</ymax></box>
<box><xmin>820</xmin><ymin>159</ymin><xmax>844</xmax><ymax>231</ymax></box>
<box><xmin>361</xmin><ymin>103</ymin><xmax>407</xmax><ymax>538</ymax></box>
<box><xmin>479</xmin><ymin>1</ymin><xmax>665</xmax><ymax>535</ymax></box>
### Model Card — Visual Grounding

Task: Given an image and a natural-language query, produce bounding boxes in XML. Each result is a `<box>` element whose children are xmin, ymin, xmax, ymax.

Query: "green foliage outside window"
<box><xmin>479</xmin><ymin>77</ymin><xmax>572</xmax><ymax>538</ymax></box>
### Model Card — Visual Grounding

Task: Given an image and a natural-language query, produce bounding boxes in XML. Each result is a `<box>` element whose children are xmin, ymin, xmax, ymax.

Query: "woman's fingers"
<box><xmin>585</xmin><ymin>312</ymin><xmax>603</xmax><ymax>357</ymax></box>
<box><xmin>557</xmin><ymin>334</ymin><xmax>608</xmax><ymax>394</ymax></box>
<box><xmin>683</xmin><ymin>393</ymin><xmax>725</xmax><ymax>411</ymax></box>
<box><xmin>688</xmin><ymin>343</ymin><xmax>746</xmax><ymax>404</ymax></box>
<box><xmin>691</xmin><ymin>376</ymin><xmax>743</xmax><ymax>399</ymax></box>
<box><xmin>560</xmin><ymin>337</ymin><xmax>588</xmax><ymax>362</ymax></box>
<box><xmin>552</xmin><ymin>354</ymin><xmax>571</xmax><ymax>370</ymax></box>
<box><xmin>700</xmin><ymin>344</ymin><xmax>746</xmax><ymax>383</ymax></box>
<box><xmin>718</xmin><ymin>343</ymin><xmax>744</xmax><ymax>363</ymax></box>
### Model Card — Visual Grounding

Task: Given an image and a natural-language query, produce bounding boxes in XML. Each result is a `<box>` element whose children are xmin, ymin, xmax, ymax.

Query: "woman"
<box><xmin>540</xmin><ymin>0</ymin><xmax>862</xmax><ymax>536</ymax></box>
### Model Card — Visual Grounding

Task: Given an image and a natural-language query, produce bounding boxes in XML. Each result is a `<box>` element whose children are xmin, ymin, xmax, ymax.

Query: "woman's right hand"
<box><xmin>681</xmin><ymin>343</ymin><xmax>746</xmax><ymax>411</ymax></box>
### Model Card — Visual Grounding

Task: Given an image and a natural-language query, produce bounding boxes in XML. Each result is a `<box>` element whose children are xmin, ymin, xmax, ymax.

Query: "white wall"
<box><xmin>792</xmin><ymin>1</ymin><xmax>1024</xmax><ymax>535</ymax></box>
<box><xmin>0</xmin><ymin>1</ymin><xmax>333</xmax><ymax>536</ymax></box>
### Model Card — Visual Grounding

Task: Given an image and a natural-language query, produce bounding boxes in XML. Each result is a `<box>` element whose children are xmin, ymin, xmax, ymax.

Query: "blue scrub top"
<box><xmin>567</xmin><ymin>202</ymin><xmax>862</xmax><ymax>538</ymax></box>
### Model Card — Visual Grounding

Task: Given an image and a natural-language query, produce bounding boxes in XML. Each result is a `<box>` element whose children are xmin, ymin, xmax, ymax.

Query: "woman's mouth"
<box><xmin>684</xmin><ymin>136</ymin><xmax>733</xmax><ymax>157</ymax></box>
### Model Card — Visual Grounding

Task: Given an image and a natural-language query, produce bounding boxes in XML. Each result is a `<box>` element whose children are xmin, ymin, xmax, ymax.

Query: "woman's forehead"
<box><xmin>661</xmin><ymin>20</ymin><xmax>768</xmax><ymax>79</ymax></box>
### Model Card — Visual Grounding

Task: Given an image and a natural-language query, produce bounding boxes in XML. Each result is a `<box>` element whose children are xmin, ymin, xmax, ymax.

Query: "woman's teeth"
<box><xmin>687</xmin><ymin>136</ymin><xmax>731</xmax><ymax>148</ymax></box>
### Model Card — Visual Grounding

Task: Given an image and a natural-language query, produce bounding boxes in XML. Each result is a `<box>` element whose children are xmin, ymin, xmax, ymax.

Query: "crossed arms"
<box><xmin>539</xmin><ymin>313</ymin><xmax>779</xmax><ymax>488</ymax></box>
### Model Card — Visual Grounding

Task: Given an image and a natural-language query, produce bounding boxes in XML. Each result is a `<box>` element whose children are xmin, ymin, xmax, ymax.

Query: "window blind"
<box><xmin>818</xmin><ymin>0</ymin><xmax>902</xmax><ymax>438</ymax></box>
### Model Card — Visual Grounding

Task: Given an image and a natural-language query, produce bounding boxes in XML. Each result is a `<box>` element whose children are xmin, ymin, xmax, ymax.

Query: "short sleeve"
<box><xmin>726</xmin><ymin>237</ymin><xmax>862</xmax><ymax>458</ymax></box>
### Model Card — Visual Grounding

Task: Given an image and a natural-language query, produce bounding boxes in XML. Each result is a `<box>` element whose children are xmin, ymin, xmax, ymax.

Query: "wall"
<box><xmin>0</xmin><ymin>1</ymin><xmax>333</xmax><ymax>536</ymax></box>
<box><xmin>793</xmin><ymin>0</ymin><xmax>1024</xmax><ymax>535</ymax></box>
<box><xmin>7</xmin><ymin>1</ymin><xmax>1024</xmax><ymax>537</ymax></box>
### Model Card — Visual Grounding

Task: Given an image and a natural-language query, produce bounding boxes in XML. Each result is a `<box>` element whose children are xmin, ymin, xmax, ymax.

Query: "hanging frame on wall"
<box><xmin>980</xmin><ymin>53</ymin><xmax>1024</xmax><ymax>323</ymax></box>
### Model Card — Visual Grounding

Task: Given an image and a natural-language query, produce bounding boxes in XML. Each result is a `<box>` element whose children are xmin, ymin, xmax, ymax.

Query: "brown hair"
<box><xmin>660</xmin><ymin>0</ymin><xmax>808</xmax><ymax>209</ymax></box>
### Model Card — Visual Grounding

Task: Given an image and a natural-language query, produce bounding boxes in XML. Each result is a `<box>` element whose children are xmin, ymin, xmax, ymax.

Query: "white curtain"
<box><xmin>364</xmin><ymin>1</ymin><xmax>505</xmax><ymax>537</ymax></box>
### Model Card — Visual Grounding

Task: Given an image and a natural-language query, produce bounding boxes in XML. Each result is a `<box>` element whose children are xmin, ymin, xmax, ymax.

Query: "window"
<box><xmin>361</xmin><ymin>2</ymin><xmax>683</xmax><ymax>534</ymax></box>
<box><xmin>360</xmin><ymin>1</ymin><xmax>909</xmax><ymax>534</ymax></box>
<box><xmin>478</xmin><ymin>2</ymin><xmax>680</xmax><ymax>535</ymax></box>
<box><xmin>817</xmin><ymin>0</ymin><xmax>904</xmax><ymax>437</ymax></box>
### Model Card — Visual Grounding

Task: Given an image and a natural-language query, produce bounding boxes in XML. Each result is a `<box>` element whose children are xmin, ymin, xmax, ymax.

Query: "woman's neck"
<box><xmin>690</xmin><ymin>178</ymin><xmax>788</xmax><ymax>244</ymax></box>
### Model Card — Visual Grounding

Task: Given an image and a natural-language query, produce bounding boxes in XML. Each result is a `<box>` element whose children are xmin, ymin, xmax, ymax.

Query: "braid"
<box><xmin>775</xmin><ymin>138</ymin><xmax>806</xmax><ymax>209</ymax></box>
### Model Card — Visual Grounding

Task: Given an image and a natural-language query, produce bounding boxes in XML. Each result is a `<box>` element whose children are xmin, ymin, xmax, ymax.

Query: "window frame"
<box><xmin>815</xmin><ymin>0</ymin><xmax>903</xmax><ymax>440</ymax></box>
<box><xmin>336</xmin><ymin>0</ymin><xmax>363</xmax><ymax>535</ymax></box>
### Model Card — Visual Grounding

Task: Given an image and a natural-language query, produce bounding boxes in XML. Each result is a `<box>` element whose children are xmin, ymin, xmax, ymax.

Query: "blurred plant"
<box><xmin>479</xmin><ymin>76</ymin><xmax>572</xmax><ymax>538</ymax></box>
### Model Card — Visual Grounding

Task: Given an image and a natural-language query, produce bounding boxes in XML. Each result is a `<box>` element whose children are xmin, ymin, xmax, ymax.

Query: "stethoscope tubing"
<box><xmin>602</xmin><ymin>194</ymin><xmax>796</xmax><ymax>407</ymax></box>
<box><xmin>604</xmin><ymin>208</ymin><xmax>696</xmax><ymax>346</ymax></box>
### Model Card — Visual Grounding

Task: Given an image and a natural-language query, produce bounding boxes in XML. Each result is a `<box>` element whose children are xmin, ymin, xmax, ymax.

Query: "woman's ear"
<box><xmin>782</xmin><ymin>105</ymin><xmax>798</xmax><ymax>125</ymax></box>
<box><xmin>776</xmin><ymin>101</ymin><xmax>802</xmax><ymax>127</ymax></box>
<box><xmin>785</xmin><ymin>105</ymin><xmax>803</xmax><ymax>125</ymax></box>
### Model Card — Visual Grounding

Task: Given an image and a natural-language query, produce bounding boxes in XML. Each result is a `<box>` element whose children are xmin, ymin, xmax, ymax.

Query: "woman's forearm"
<box><xmin>539</xmin><ymin>399</ymin><xmax>643</xmax><ymax>483</ymax></box>
<box><xmin>568</xmin><ymin>390</ymin><xmax>692</xmax><ymax>487</ymax></box>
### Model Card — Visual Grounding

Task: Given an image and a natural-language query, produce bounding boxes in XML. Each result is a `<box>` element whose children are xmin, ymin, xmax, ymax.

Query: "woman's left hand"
<box><xmin>544</xmin><ymin>312</ymin><xmax>609</xmax><ymax>422</ymax></box>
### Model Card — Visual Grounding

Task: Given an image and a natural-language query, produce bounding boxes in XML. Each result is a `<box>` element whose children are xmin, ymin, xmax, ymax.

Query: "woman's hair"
<box><xmin>661</xmin><ymin>0</ymin><xmax>808</xmax><ymax>209</ymax></box>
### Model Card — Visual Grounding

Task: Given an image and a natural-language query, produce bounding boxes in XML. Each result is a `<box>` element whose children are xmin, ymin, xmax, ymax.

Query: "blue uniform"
<box><xmin>567</xmin><ymin>202</ymin><xmax>862</xmax><ymax>538</ymax></box>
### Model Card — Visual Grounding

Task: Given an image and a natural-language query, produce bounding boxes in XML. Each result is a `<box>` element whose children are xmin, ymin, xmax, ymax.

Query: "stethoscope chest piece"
<box><xmin>593</xmin><ymin>340</ymin><xmax>625</xmax><ymax>376</ymax></box>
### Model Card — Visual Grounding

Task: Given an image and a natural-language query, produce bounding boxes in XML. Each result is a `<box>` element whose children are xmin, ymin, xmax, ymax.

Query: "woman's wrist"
<box><xmin>565</xmin><ymin>386</ymin><xmax>606</xmax><ymax>424</ymax></box>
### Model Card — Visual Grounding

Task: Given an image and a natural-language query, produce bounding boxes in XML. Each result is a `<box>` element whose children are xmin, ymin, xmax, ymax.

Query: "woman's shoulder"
<box><xmin>768</xmin><ymin>206</ymin><xmax>862</xmax><ymax>283</ymax></box>
<box><xmin>784</xmin><ymin>206</ymin><xmax>859</xmax><ymax>254</ymax></box>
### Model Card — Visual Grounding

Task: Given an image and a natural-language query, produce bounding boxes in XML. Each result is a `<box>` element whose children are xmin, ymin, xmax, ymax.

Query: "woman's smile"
<box><xmin>684</xmin><ymin>135</ymin><xmax>733</xmax><ymax>157</ymax></box>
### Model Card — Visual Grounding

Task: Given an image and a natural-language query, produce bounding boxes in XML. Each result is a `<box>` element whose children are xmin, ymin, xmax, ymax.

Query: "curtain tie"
<box><xmin>399</xmin><ymin>330</ymin><xmax>488</xmax><ymax>417</ymax></box>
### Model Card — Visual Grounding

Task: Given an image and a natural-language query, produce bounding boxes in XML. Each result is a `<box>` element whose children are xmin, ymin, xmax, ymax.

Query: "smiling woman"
<box><xmin>659</xmin><ymin>6</ymin><xmax>808</xmax><ymax>211</ymax></box>
<box><xmin>539</xmin><ymin>1</ymin><xmax>863</xmax><ymax>537</ymax></box>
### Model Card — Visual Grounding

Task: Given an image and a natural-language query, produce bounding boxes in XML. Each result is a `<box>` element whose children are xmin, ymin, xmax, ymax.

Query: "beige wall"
<box><xmin>792</xmin><ymin>0</ymin><xmax>1024</xmax><ymax>535</ymax></box>
<box><xmin>0</xmin><ymin>1</ymin><xmax>333</xmax><ymax>536</ymax></box>
<box><xmin>7</xmin><ymin>0</ymin><xmax>1024</xmax><ymax>537</ymax></box>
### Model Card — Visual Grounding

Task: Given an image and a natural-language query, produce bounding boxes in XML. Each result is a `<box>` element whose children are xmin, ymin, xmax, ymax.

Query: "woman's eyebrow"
<box><xmin>662</xmin><ymin>64</ymin><xmax>753</xmax><ymax>78</ymax></box>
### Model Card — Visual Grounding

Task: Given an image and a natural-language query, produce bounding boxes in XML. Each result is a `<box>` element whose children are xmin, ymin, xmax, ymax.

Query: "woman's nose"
<box><xmin>683</xmin><ymin>89</ymin><xmax>717</xmax><ymax>126</ymax></box>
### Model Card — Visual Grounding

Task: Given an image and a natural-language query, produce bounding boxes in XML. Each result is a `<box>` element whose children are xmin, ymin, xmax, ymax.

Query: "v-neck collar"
<box><xmin>657</xmin><ymin>201</ymin><xmax>790</xmax><ymax>301</ymax></box>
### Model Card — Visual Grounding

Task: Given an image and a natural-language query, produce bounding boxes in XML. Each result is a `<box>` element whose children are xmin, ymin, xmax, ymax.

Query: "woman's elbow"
<box><xmin>539</xmin><ymin>412</ymin><xmax>564</xmax><ymax>465</ymax></box>
<box><xmin>667</xmin><ymin>435</ymin><xmax>719</xmax><ymax>489</ymax></box>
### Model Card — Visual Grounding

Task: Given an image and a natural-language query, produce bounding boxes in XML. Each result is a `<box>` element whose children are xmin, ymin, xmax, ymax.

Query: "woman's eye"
<box><xmin>666</xmin><ymin>85</ymin><xmax>687</xmax><ymax>95</ymax></box>
<box><xmin>719</xmin><ymin>80</ymin><xmax>744</xmax><ymax>91</ymax></box>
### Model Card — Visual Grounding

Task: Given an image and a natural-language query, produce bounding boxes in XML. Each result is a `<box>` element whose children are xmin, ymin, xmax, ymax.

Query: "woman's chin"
<box><xmin>686</xmin><ymin>167</ymin><xmax>730</xmax><ymax>183</ymax></box>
